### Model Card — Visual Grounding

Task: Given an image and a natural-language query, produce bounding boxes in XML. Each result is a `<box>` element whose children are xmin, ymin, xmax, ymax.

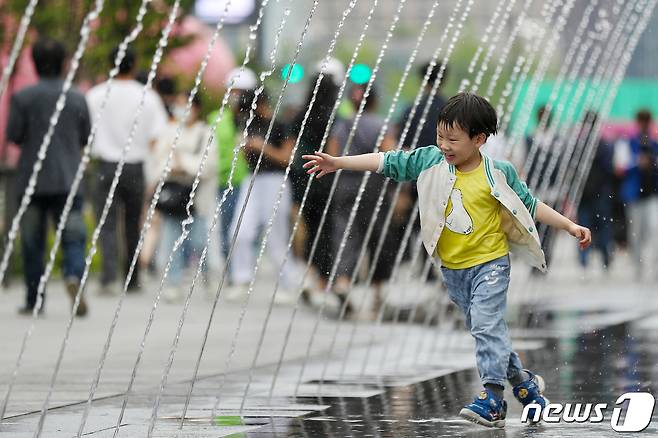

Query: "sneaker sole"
<box><xmin>459</xmin><ymin>408</ymin><xmax>505</xmax><ymax>428</ymax></box>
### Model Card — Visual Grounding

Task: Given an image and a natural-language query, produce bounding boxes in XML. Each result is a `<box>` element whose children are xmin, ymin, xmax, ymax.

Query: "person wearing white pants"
<box><xmin>229</xmin><ymin>173</ymin><xmax>295</xmax><ymax>289</ymax></box>
<box><xmin>225</xmin><ymin>90</ymin><xmax>297</xmax><ymax>304</ymax></box>
<box><xmin>626</xmin><ymin>196</ymin><xmax>658</xmax><ymax>279</ymax></box>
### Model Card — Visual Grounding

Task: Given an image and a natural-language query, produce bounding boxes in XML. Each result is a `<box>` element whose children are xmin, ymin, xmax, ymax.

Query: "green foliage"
<box><xmin>334</xmin><ymin>40</ymin><xmax>379</xmax><ymax>68</ymax></box>
<box><xmin>1</xmin><ymin>0</ymin><xmax>196</xmax><ymax>79</ymax></box>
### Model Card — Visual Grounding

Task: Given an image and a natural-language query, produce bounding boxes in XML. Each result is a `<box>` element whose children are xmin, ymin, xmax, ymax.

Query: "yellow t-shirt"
<box><xmin>437</xmin><ymin>160</ymin><xmax>509</xmax><ymax>269</ymax></box>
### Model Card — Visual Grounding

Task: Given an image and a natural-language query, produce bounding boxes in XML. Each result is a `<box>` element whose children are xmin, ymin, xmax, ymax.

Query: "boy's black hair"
<box><xmin>32</xmin><ymin>37</ymin><xmax>66</xmax><ymax>78</ymax></box>
<box><xmin>437</xmin><ymin>92</ymin><xmax>498</xmax><ymax>138</ymax></box>
<box><xmin>109</xmin><ymin>46</ymin><xmax>136</xmax><ymax>75</ymax></box>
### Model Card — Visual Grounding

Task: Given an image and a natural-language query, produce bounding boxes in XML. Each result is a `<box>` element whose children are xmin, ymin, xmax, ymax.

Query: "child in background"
<box><xmin>303</xmin><ymin>92</ymin><xmax>591</xmax><ymax>428</ymax></box>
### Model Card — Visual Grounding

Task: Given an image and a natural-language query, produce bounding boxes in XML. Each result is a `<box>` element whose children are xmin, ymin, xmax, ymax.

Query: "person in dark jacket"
<box><xmin>577</xmin><ymin>111</ymin><xmax>614</xmax><ymax>270</ymax></box>
<box><xmin>7</xmin><ymin>37</ymin><xmax>90</xmax><ymax>316</ymax></box>
<box><xmin>288</xmin><ymin>72</ymin><xmax>340</xmax><ymax>295</ymax></box>
<box><xmin>396</xmin><ymin>61</ymin><xmax>449</xmax><ymax>282</ymax></box>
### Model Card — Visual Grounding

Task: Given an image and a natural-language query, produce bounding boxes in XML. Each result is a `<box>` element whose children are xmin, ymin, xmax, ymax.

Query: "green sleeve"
<box><xmin>496</xmin><ymin>160</ymin><xmax>539</xmax><ymax>218</ymax></box>
<box><xmin>381</xmin><ymin>145</ymin><xmax>443</xmax><ymax>182</ymax></box>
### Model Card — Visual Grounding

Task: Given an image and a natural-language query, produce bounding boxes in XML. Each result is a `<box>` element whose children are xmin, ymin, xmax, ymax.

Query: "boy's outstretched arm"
<box><xmin>302</xmin><ymin>151</ymin><xmax>381</xmax><ymax>178</ymax></box>
<box><xmin>535</xmin><ymin>201</ymin><xmax>592</xmax><ymax>250</ymax></box>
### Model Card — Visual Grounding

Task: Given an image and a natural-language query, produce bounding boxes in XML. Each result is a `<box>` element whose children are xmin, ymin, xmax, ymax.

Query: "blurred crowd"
<box><xmin>4</xmin><ymin>37</ymin><xmax>658</xmax><ymax>318</ymax></box>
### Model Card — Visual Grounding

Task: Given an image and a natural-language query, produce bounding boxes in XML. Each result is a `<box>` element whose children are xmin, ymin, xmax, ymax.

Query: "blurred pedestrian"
<box><xmin>395</xmin><ymin>61</ymin><xmax>450</xmax><ymax>282</ymax></box>
<box><xmin>326</xmin><ymin>84</ymin><xmax>396</xmax><ymax>315</ymax></box>
<box><xmin>7</xmin><ymin>37</ymin><xmax>90</xmax><ymax>316</ymax></box>
<box><xmin>525</xmin><ymin>106</ymin><xmax>561</xmax><ymax>190</ymax></box>
<box><xmin>86</xmin><ymin>47</ymin><xmax>168</xmax><ymax>294</ymax></box>
<box><xmin>151</xmin><ymin>93</ymin><xmax>216</xmax><ymax>302</ymax></box>
<box><xmin>620</xmin><ymin>109</ymin><xmax>658</xmax><ymax>279</ymax></box>
<box><xmin>289</xmin><ymin>67</ymin><xmax>342</xmax><ymax>294</ymax></box>
<box><xmin>577</xmin><ymin>111</ymin><xmax>614</xmax><ymax>272</ymax></box>
<box><xmin>225</xmin><ymin>89</ymin><xmax>297</xmax><ymax>304</ymax></box>
<box><xmin>397</xmin><ymin>61</ymin><xmax>449</xmax><ymax>149</ymax></box>
<box><xmin>525</xmin><ymin>106</ymin><xmax>561</xmax><ymax>274</ymax></box>
<box><xmin>209</xmin><ymin>68</ymin><xmax>252</xmax><ymax>268</ymax></box>
<box><xmin>140</xmin><ymin>78</ymin><xmax>180</xmax><ymax>275</ymax></box>
<box><xmin>155</xmin><ymin>76</ymin><xmax>178</xmax><ymax>121</ymax></box>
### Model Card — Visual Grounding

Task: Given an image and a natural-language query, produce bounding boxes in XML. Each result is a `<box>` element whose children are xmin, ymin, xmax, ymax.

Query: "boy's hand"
<box><xmin>568</xmin><ymin>223</ymin><xmax>592</xmax><ymax>250</ymax></box>
<box><xmin>536</xmin><ymin>202</ymin><xmax>592</xmax><ymax>250</ymax></box>
<box><xmin>302</xmin><ymin>151</ymin><xmax>339</xmax><ymax>178</ymax></box>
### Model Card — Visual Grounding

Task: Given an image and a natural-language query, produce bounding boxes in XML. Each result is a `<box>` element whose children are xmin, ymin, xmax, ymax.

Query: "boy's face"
<box><xmin>436</xmin><ymin>122</ymin><xmax>486</xmax><ymax>166</ymax></box>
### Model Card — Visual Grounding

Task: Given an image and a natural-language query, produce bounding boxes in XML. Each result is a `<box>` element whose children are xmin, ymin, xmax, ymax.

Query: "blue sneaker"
<box><xmin>459</xmin><ymin>389</ymin><xmax>507</xmax><ymax>428</ymax></box>
<box><xmin>512</xmin><ymin>369</ymin><xmax>549</xmax><ymax>421</ymax></box>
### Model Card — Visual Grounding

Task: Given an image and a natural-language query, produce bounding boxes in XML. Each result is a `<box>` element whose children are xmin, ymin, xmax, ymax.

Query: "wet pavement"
<box><xmin>253</xmin><ymin>315</ymin><xmax>658</xmax><ymax>437</ymax></box>
<box><xmin>2</xmin><ymin>237</ymin><xmax>657</xmax><ymax>436</ymax></box>
<box><xmin>5</xmin><ymin>308</ymin><xmax>655</xmax><ymax>437</ymax></box>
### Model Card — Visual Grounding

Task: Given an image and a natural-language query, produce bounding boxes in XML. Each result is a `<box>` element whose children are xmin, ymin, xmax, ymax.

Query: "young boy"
<box><xmin>303</xmin><ymin>92</ymin><xmax>591</xmax><ymax>428</ymax></box>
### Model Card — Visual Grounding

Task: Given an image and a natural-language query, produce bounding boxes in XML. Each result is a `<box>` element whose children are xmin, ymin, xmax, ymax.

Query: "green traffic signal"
<box><xmin>349</xmin><ymin>64</ymin><xmax>372</xmax><ymax>84</ymax></box>
<box><xmin>281</xmin><ymin>63</ymin><xmax>304</xmax><ymax>83</ymax></box>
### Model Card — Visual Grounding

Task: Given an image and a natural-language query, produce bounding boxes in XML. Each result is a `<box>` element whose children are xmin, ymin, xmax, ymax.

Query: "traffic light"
<box><xmin>349</xmin><ymin>63</ymin><xmax>372</xmax><ymax>84</ymax></box>
<box><xmin>281</xmin><ymin>63</ymin><xmax>304</xmax><ymax>83</ymax></box>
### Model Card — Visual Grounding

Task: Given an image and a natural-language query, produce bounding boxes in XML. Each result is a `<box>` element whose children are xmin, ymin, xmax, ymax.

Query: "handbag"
<box><xmin>156</xmin><ymin>180</ymin><xmax>194</xmax><ymax>217</ymax></box>
<box><xmin>155</xmin><ymin>127</ymin><xmax>205</xmax><ymax>217</ymax></box>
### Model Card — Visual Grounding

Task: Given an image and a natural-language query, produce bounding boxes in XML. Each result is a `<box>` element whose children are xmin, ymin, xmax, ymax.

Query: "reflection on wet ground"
<box><xmin>245</xmin><ymin>317</ymin><xmax>658</xmax><ymax>437</ymax></box>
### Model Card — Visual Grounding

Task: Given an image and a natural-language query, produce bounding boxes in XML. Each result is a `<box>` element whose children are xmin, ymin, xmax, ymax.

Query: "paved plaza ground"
<box><xmin>1</xmin><ymin>234</ymin><xmax>657</xmax><ymax>436</ymax></box>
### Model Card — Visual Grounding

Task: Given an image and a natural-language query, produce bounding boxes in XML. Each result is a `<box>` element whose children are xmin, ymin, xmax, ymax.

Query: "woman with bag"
<box><xmin>151</xmin><ymin>93</ymin><xmax>218</xmax><ymax>302</ymax></box>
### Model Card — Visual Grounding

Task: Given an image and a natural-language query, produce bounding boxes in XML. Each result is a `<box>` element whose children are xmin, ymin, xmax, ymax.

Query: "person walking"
<box><xmin>577</xmin><ymin>112</ymin><xmax>614</xmax><ymax>272</ymax></box>
<box><xmin>288</xmin><ymin>69</ymin><xmax>341</xmax><ymax>297</ymax></box>
<box><xmin>151</xmin><ymin>93</ymin><xmax>216</xmax><ymax>301</ymax></box>
<box><xmin>225</xmin><ymin>90</ymin><xmax>296</xmax><ymax>304</ymax></box>
<box><xmin>86</xmin><ymin>47</ymin><xmax>168</xmax><ymax>294</ymax></box>
<box><xmin>620</xmin><ymin>109</ymin><xmax>658</xmax><ymax>280</ymax></box>
<box><xmin>395</xmin><ymin>61</ymin><xmax>450</xmax><ymax>283</ymax></box>
<box><xmin>7</xmin><ymin>37</ymin><xmax>90</xmax><ymax>316</ymax></box>
<box><xmin>326</xmin><ymin>84</ymin><xmax>397</xmax><ymax>315</ymax></box>
<box><xmin>208</xmin><ymin>68</ymin><xmax>253</xmax><ymax>269</ymax></box>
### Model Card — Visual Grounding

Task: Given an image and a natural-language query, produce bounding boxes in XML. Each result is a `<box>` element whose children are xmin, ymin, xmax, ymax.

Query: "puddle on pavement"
<box><xmin>242</xmin><ymin>318</ymin><xmax>658</xmax><ymax>437</ymax></box>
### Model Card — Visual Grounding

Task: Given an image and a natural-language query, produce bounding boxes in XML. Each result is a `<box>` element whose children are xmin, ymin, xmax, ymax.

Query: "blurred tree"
<box><xmin>1</xmin><ymin>0</ymin><xmax>196</xmax><ymax>80</ymax></box>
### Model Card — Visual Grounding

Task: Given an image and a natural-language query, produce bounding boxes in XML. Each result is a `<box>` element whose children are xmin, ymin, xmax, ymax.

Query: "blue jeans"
<box><xmin>21</xmin><ymin>195</ymin><xmax>86</xmax><ymax>308</ymax></box>
<box><xmin>441</xmin><ymin>255</ymin><xmax>523</xmax><ymax>387</ymax></box>
<box><xmin>218</xmin><ymin>185</ymin><xmax>240</xmax><ymax>259</ymax></box>
<box><xmin>159</xmin><ymin>214</ymin><xmax>207</xmax><ymax>286</ymax></box>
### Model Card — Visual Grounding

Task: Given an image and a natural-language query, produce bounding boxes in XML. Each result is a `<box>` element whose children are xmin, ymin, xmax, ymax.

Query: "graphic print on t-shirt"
<box><xmin>438</xmin><ymin>160</ymin><xmax>508</xmax><ymax>269</ymax></box>
<box><xmin>445</xmin><ymin>189</ymin><xmax>474</xmax><ymax>235</ymax></box>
